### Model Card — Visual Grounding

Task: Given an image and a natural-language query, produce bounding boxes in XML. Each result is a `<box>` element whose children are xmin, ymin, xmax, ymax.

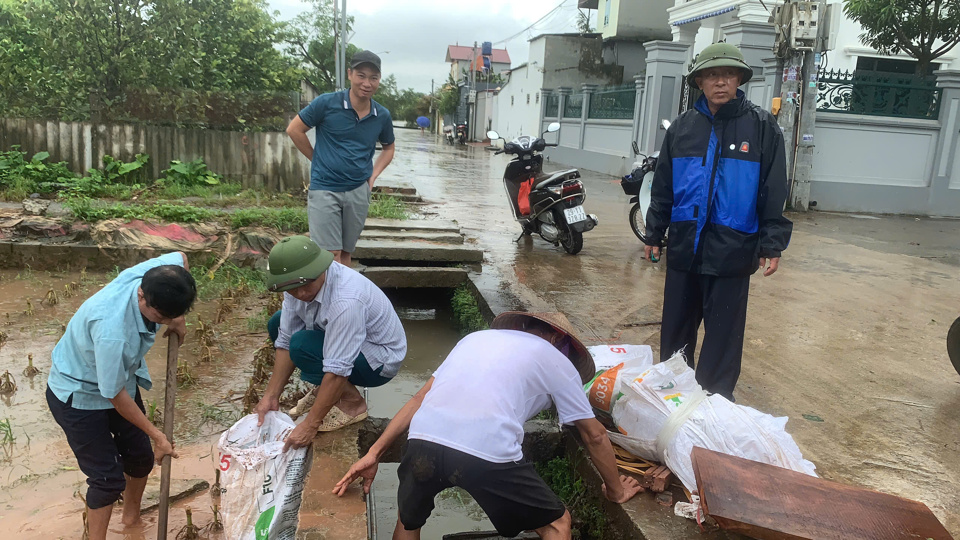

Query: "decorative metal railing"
<box><xmin>817</xmin><ymin>69</ymin><xmax>941</xmax><ymax>119</ymax></box>
<box><xmin>545</xmin><ymin>94</ymin><xmax>560</xmax><ymax>117</ymax></box>
<box><xmin>587</xmin><ymin>84</ymin><xmax>636</xmax><ymax>120</ymax></box>
<box><xmin>563</xmin><ymin>94</ymin><xmax>584</xmax><ymax>118</ymax></box>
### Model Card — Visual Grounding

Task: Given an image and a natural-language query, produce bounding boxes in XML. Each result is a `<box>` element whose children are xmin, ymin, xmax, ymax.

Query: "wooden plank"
<box><xmin>691</xmin><ymin>447</ymin><xmax>954</xmax><ymax>540</ymax></box>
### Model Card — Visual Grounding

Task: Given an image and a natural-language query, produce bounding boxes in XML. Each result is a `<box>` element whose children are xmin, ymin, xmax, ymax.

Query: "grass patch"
<box><xmin>229</xmin><ymin>207</ymin><xmax>308</xmax><ymax>232</ymax></box>
<box><xmin>536</xmin><ymin>455</ymin><xmax>607</xmax><ymax>539</ymax></box>
<box><xmin>451</xmin><ymin>284</ymin><xmax>488</xmax><ymax>335</ymax></box>
<box><xmin>63</xmin><ymin>199</ymin><xmax>219</xmax><ymax>223</ymax></box>
<box><xmin>190</xmin><ymin>262</ymin><xmax>266</xmax><ymax>301</ymax></box>
<box><xmin>247</xmin><ymin>306</ymin><xmax>273</xmax><ymax>332</ymax></box>
<box><xmin>154</xmin><ymin>182</ymin><xmax>246</xmax><ymax>200</ymax></box>
<box><xmin>368</xmin><ymin>193</ymin><xmax>408</xmax><ymax>220</ymax></box>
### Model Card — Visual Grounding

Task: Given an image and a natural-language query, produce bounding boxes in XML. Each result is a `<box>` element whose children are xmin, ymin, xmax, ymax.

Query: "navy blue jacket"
<box><xmin>645</xmin><ymin>91</ymin><xmax>793</xmax><ymax>277</ymax></box>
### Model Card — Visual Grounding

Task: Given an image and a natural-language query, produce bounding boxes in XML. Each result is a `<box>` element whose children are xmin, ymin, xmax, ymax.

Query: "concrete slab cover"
<box><xmin>360</xmin><ymin>267</ymin><xmax>469</xmax><ymax>288</ymax></box>
<box><xmin>360</xmin><ymin>229</ymin><xmax>464</xmax><ymax>245</ymax></box>
<box><xmin>354</xmin><ymin>239</ymin><xmax>483</xmax><ymax>263</ymax></box>
<box><xmin>364</xmin><ymin>218</ymin><xmax>461</xmax><ymax>233</ymax></box>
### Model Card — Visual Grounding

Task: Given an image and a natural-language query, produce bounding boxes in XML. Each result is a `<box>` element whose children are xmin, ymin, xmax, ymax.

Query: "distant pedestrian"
<box><xmin>286</xmin><ymin>50</ymin><xmax>396</xmax><ymax>267</ymax></box>
<box><xmin>643</xmin><ymin>42</ymin><xmax>793</xmax><ymax>400</ymax></box>
<box><xmin>46</xmin><ymin>252</ymin><xmax>195</xmax><ymax>540</ymax></box>
<box><xmin>334</xmin><ymin>312</ymin><xmax>642</xmax><ymax>539</ymax></box>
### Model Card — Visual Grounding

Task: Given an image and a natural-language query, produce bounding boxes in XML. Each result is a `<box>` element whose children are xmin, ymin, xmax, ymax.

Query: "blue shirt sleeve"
<box><xmin>92</xmin><ymin>322</ymin><xmax>130</xmax><ymax>400</ymax></box>
<box><xmin>379</xmin><ymin>110</ymin><xmax>396</xmax><ymax>145</ymax></box>
<box><xmin>299</xmin><ymin>95</ymin><xmax>327</xmax><ymax>129</ymax></box>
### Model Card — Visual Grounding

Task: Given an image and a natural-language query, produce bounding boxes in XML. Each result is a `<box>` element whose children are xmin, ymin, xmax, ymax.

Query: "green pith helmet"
<box><xmin>265</xmin><ymin>236</ymin><xmax>334</xmax><ymax>292</ymax></box>
<box><xmin>687</xmin><ymin>42</ymin><xmax>753</xmax><ymax>88</ymax></box>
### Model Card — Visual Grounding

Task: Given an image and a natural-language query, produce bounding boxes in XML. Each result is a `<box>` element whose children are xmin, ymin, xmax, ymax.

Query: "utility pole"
<box><xmin>340</xmin><ymin>0</ymin><xmax>348</xmax><ymax>90</ymax></box>
<box><xmin>774</xmin><ymin>1</ymin><xmax>826</xmax><ymax>211</ymax></box>
<box><xmin>471</xmin><ymin>41</ymin><xmax>478</xmax><ymax>141</ymax></box>
<box><xmin>333</xmin><ymin>0</ymin><xmax>340</xmax><ymax>90</ymax></box>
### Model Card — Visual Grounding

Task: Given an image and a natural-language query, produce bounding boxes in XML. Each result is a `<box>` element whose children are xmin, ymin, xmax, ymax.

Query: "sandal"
<box><xmin>316</xmin><ymin>405</ymin><xmax>368</xmax><ymax>432</ymax></box>
<box><xmin>287</xmin><ymin>388</ymin><xmax>318</xmax><ymax>419</ymax></box>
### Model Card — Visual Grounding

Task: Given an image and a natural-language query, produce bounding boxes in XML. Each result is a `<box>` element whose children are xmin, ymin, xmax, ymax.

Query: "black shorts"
<box><xmin>46</xmin><ymin>387</ymin><xmax>155</xmax><ymax>509</ymax></box>
<box><xmin>397</xmin><ymin>439</ymin><xmax>566</xmax><ymax>538</ymax></box>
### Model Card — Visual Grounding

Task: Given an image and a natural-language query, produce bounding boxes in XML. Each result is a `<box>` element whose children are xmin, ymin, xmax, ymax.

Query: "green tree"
<box><xmin>844</xmin><ymin>0</ymin><xmax>960</xmax><ymax>75</ymax></box>
<box><xmin>286</xmin><ymin>0</ymin><xmax>359</xmax><ymax>93</ymax></box>
<box><xmin>437</xmin><ymin>74</ymin><xmax>461</xmax><ymax>116</ymax></box>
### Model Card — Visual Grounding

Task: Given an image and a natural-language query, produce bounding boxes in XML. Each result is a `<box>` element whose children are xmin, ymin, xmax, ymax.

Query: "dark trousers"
<box><xmin>46</xmin><ymin>387</ymin><xmax>154</xmax><ymax>509</ymax></box>
<box><xmin>267</xmin><ymin>311</ymin><xmax>392</xmax><ymax>388</ymax></box>
<box><xmin>660</xmin><ymin>268</ymin><xmax>750</xmax><ymax>400</ymax></box>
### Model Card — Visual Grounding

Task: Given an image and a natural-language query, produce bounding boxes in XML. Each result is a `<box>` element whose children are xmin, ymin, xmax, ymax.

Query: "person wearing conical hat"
<box><xmin>256</xmin><ymin>235</ymin><xmax>407</xmax><ymax>449</ymax></box>
<box><xmin>334</xmin><ymin>312</ymin><xmax>642</xmax><ymax>539</ymax></box>
<box><xmin>642</xmin><ymin>42</ymin><xmax>793</xmax><ymax>400</ymax></box>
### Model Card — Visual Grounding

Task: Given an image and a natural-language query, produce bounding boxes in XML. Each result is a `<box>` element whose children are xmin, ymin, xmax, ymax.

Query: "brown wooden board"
<box><xmin>691</xmin><ymin>446</ymin><xmax>954</xmax><ymax>540</ymax></box>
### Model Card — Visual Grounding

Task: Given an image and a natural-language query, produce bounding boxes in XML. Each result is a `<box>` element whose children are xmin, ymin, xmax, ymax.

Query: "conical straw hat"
<box><xmin>491</xmin><ymin>311</ymin><xmax>595</xmax><ymax>384</ymax></box>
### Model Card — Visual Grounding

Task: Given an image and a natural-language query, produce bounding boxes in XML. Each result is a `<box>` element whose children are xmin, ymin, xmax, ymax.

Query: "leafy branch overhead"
<box><xmin>844</xmin><ymin>0</ymin><xmax>960</xmax><ymax>74</ymax></box>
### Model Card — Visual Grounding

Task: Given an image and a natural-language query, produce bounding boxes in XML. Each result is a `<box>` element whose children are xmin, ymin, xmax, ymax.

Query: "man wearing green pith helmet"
<box><xmin>256</xmin><ymin>235</ymin><xmax>407</xmax><ymax>449</ymax></box>
<box><xmin>642</xmin><ymin>42</ymin><xmax>792</xmax><ymax>401</ymax></box>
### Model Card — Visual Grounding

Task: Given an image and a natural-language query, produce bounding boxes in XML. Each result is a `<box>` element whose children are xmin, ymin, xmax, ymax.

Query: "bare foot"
<box><xmin>120</xmin><ymin>516</ymin><xmax>145</xmax><ymax>528</ymax></box>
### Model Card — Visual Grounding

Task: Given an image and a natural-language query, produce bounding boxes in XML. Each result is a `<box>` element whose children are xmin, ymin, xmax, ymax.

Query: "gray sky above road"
<box><xmin>267</xmin><ymin>0</ymin><xmax>587</xmax><ymax>93</ymax></box>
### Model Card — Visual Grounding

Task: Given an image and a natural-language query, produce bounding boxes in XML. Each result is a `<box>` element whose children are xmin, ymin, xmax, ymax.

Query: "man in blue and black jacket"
<box><xmin>643</xmin><ymin>43</ymin><xmax>793</xmax><ymax>400</ymax></box>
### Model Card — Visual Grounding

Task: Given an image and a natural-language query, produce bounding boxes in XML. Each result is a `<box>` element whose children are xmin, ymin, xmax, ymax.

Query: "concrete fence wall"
<box><xmin>0</xmin><ymin>118</ymin><xmax>310</xmax><ymax>192</ymax></box>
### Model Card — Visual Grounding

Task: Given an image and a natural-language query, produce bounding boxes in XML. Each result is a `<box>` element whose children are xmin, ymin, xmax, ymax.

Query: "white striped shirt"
<box><xmin>275</xmin><ymin>262</ymin><xmax>407</xmax><ymax>378</ymax></box>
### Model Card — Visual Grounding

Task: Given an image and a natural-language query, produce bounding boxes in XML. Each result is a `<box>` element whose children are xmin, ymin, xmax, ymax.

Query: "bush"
<box><xmin>0</xmin><ymin>146</ymin><xmax>76</xmax><ymax>200</ymax></box>
<box><xmin>161</xmin><ymin>158</ymin><xmax>222</xmax><ymax>186</ymax></box>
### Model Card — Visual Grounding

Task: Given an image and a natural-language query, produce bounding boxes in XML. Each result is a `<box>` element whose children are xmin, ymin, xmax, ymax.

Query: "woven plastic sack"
<box><xmin>218</xmin><ymin>412</ymin><xmax>313</xmax><ymax>539</ymax></box>
<box><xmin>601</xmin><ymin>354</ymin><xmax>817</xmax><ymax>492</ymax></box>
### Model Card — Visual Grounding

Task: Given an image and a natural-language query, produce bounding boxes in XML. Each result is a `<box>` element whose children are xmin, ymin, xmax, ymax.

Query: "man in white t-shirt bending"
<box><xmin>334</xmin><ymin>311</ymin><xmax>642</xmax><ymax>539</ymax></box>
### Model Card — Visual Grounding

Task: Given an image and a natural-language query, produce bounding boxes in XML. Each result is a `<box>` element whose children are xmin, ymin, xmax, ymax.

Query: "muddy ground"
<box><xmin>388</xmin><ymin>128</ymin><xmax>960</xmax><ymax>535</ymax></box>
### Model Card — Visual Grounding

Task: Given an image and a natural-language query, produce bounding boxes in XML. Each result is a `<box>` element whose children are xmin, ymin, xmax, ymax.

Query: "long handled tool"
<box><xmin>157</xmin><ymin>334</ymin><xmax>181</xmax><ymax>540</ymax></box>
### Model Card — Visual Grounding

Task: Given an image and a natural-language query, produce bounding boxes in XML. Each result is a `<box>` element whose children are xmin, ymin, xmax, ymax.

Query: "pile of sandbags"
<box><xmin>585</xmin><ymin>352</ymin><xmax>816</xmax><ymax>492</ymax></box>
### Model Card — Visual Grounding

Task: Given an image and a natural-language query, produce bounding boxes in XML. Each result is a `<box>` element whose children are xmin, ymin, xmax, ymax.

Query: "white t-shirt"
<box><xmin>408</xmin><ymin>329</ymin><xmax>595</xmax><ymax>463</ymax></box>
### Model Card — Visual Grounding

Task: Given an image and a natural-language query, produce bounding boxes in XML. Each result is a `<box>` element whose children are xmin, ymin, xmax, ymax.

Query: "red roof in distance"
<box><xmin>446</xmin><ymin>45</ymin><xmax>511</xmax><ymax>64</ymax></box>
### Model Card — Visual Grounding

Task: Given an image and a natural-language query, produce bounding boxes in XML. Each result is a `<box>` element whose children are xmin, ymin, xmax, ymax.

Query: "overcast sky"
<box><xmin>267</xmin><ymin>0</ymin><xmax>586</xmax><ymax>93</ymax></box>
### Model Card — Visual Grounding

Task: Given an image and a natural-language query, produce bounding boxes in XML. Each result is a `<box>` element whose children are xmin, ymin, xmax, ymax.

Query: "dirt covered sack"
<box><xmin>218</xmin><ymin>412</ymin><xmax>313</xmax><ymax>540</ymax></box>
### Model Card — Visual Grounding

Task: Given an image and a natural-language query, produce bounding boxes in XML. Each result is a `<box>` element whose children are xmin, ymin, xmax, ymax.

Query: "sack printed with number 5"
<box><xmin>217</xmin><ymin>412</ymin><xmax>313</xmax><ymax>540</ymax></box>
<box><xmin>584</xmin><ymin>344</ymin><xmax>654</xmax><ymax>413</ymax></box>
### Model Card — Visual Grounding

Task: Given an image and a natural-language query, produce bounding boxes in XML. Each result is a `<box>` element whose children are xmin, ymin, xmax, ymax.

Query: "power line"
<box><xmin>493</xmin><ymin>0</ymin><xmax>570</xmax><ymax>46</ymax></box>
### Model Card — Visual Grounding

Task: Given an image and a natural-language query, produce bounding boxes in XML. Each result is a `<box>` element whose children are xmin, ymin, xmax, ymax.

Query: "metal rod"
<box><xmin>156</xmin><ymin>334</ymin><xmax>180</xmax><ymax>540</ymax></box>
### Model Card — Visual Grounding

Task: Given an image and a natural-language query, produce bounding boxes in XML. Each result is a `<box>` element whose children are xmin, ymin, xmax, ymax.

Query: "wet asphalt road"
<box><xmin>379</xmin><ymin>127</ymin><xmax>960</xmax><ymax>535</ymax></box>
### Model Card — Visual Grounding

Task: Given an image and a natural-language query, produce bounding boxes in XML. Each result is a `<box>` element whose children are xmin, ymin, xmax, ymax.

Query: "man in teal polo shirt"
<box><xmin>287</xmin><ymin>50</ymin><xmax>396</xmax><ymax>268</ymax></box>
<box><xmin>46</xmin><ymin>252</ymin><xmax>196</xmax><ymax>539</ymax></box>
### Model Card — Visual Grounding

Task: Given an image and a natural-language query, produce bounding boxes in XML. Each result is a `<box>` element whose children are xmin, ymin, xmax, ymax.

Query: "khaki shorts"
<box><xmin>308</xmin><ymin>183</ymin><xmax>370</xmax><ymax>253</ymax></box>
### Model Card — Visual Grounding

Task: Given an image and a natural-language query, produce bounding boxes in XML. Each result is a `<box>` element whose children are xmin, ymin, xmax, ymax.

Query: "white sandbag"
<box><xmin>584</xmin><ymin>346</ymin><xmax>656</xmax><ymax>414</ymax></box>
<box><xmin>218</xmin><ymin>412</ymin><xmax>313</xmax><ymax>540</ymax></box>
<box><xmin>587</xmin><ymin>344</ymin><xmax>654</xmax><ymax>371</ymax></box>
<box><xmin>600</xmin><ymin>353</ymin><xmax>816</xmax><ymax>492</ymax></box>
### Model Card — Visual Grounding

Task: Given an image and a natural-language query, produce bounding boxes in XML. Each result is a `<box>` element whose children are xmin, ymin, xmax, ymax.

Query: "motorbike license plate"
<box><xmin>564</xmin><ymin>205</ymin><xmax>588</xmax><ymax>224</ymax></box>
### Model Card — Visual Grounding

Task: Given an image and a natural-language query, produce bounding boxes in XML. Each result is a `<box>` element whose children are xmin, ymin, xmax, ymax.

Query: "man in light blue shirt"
<box><xmin>46</xmin><ymin>252</ymin><xmax>196</xmax><ymax>540</ymax></box>
<box><xmin>254</xmin><ymin>236</ymin><xmax>406</xmax><ymax>449</ymax></box>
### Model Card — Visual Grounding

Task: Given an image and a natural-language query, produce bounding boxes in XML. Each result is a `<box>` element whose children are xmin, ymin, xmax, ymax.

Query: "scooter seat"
<box><xmin>535</xmin><ymin>169</ymin><xmax>580</xmax><ymax>190</ymax></box>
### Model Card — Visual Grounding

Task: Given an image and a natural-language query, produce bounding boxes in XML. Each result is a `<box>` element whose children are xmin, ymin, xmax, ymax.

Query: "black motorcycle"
<box><xmin>621</xmin><ymin>120</ymin><xmax>670</xmax><ymax>243</ymax></box>
<box><xmin>456</xmin><ymin>123</ymin><xmax>468</xmax><ymax>145</ymax></box>
<box><xmin>488</xmin><ymin>122</ymin><xmax>598</xmax><ymax>255</ymax></box>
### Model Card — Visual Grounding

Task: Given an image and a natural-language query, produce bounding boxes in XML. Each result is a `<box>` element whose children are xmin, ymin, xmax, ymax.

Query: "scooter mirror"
<box><xmin>546</xmin><ymin>122</ymin><xmax>561</xmax><ymax>133</ymax></box>
<box><xmin>632</xmin><ymin>141</ymin><xmax>640</xmax><ymax>156</ymax></box>
<box><xmin>486</xmin><ymin>130</ymin><xmax>501</xmax><ymax>140</ymax></box>
<box><xmin>660</xmin><ymin>119</ymin><xmax>671</xmax><ymax>130</ymax></box>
